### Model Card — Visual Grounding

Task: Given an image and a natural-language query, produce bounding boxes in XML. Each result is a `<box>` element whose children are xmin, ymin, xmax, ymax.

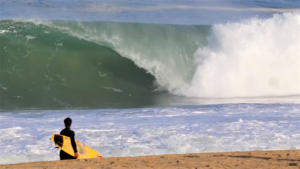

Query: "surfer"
<box><xmin>60</xmin><ymin>117</ymin><xmax>79</xmax><ymax>160</ymax></box>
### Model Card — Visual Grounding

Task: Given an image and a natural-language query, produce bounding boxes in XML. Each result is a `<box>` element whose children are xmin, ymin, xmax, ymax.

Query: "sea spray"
<box><xmin>185</xmin><ymin>13</ymin><xmax>300</xmax><ymax>98</ymax></box>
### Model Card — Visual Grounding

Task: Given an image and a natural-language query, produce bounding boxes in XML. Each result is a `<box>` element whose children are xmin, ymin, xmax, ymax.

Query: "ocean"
<box><xmin>0</xmin><ymin>0</ymin><xmax>300</xmax><ymax>164</ymax></box>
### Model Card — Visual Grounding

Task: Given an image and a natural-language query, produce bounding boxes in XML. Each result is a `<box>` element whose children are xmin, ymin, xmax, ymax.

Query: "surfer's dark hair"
<box><xmin>64</xmin><ymin>117</ymin><xmax>72</xmax><ymax>127</ymax></box>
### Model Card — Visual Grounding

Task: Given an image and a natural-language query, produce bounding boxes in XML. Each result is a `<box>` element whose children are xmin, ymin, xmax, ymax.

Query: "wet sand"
<box><xmin>1</xmin><ymin>150</ymin><xmax>300</xmax><ymax>169</ymax></box>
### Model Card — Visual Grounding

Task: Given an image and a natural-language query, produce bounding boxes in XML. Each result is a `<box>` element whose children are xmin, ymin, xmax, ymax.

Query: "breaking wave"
<box><xmin>0</xmin><ymin>12</ymin><xmax>299</xmax><ymax>109</ymax></box>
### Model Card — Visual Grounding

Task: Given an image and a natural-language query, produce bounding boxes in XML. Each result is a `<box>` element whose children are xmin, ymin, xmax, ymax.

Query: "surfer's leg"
<box><xmin>60</xmin><ymin>150</ymin><xmax>76</xmax><ymax>160</ymax></box>
<box><xmin>60</xmin><ymin>153</ymin><xmax>76</xmax><ymax>160</ymax></box>
<box><xmin>60</xmin><ymin>150</ymin><xmax>68</xmax><ymax>160</ymax></box>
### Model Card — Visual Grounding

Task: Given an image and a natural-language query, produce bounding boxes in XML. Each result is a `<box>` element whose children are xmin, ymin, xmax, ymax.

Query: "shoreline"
<box><xmin>1</xmin><ymin>150</ymin><xmax>300</xmax><ymax>169</ymax></box>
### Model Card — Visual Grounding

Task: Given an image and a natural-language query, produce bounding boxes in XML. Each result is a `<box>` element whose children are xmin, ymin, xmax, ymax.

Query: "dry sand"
<box><xmin>1</xmin><ymin>150</ymin><xmax>300</xmax><ymax>169</ymax></box>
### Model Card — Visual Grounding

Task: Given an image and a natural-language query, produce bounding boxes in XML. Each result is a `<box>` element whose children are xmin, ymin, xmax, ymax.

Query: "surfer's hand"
<box><xmin>75</xmin><ymin>152</ymin><xmax>79</xmax><ymax>158</ymax></box>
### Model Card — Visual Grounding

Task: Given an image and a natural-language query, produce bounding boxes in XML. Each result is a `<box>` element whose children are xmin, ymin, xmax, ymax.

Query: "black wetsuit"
<box><xmin>60</xmin><ymin>127</ymin><xmax>78</xmax><ymax>160</ymax></box>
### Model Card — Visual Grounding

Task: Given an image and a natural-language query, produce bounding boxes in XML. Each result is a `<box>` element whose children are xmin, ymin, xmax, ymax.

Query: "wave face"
<box><xmin>0</xmin><ymin>13</ymin><xmax>299</xmax><ymax>109</ymax></box>
<box><xmin>0</xmin><ymin>19</ymin><xmax>209</xmax><ymax>109</ymax></box>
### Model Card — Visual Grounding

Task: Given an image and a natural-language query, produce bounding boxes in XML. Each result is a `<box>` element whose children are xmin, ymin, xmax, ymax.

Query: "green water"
<box><xmin>0</xmin><ymin>20</ymin><xmax>210</xmax><ymax>109</ymax></box>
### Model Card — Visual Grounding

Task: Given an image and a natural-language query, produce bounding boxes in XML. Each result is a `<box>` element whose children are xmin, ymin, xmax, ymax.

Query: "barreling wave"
<box><xmin>0</xmin><ymin>12</ymin><xmax>299</xmax><ymax>109</ymax></box>
<box><xmin>0</xmin><ymin>19</ymin><xmax>209</xmax><ymax>109</ymax></box>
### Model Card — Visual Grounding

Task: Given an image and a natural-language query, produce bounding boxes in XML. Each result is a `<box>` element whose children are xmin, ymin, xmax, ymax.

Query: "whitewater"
<box><xmin>0</xmin><ymin>0</ymin><xmax>300</xmax><ymax>165</ymax></box>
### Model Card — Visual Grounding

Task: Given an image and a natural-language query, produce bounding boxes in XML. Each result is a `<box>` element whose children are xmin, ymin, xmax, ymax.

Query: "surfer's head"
<box><xmin>64</xmin><ymin>117</ymin><xmax>72</xmax><ymax>128</ymax></box>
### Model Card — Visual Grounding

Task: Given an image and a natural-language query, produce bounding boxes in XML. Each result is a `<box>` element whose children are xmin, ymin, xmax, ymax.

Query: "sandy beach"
<box><xmin>1</xmin><ymin>150</ymin><xmax>300</xmax><ymax>169</ymax></box>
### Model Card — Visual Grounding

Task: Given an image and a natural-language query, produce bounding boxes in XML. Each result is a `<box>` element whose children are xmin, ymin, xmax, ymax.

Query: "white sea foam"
<box><xmin>0</xmin><ymin>104</ymin><xmax>300</xmax><ymax>164</ymax></box>
<box><xmin>0</xmin><ymin>30</ymin><xmax>11</xmax><ymax>34</ymax></box>
<box><xmin>184</xmin><ymin>13</ymin><xmax>300</xmax><ymax>98</ymax></box>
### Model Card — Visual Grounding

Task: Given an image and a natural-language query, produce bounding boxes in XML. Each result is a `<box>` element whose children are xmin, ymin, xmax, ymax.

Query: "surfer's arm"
<box><xmin>71</xmin><ymin>132</ymin><xmax>78</xmax><ymax>153</ymax></box>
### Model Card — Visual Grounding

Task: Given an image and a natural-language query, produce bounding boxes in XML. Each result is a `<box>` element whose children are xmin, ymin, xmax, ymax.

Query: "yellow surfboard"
<box><xmin>51</xmin><ymin>134</ymin><xmax>103</xmax><ymax>159</ymax></box>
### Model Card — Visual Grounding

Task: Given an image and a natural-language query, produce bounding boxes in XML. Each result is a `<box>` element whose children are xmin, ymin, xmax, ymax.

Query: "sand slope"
<box><xmin>1</xmin><ymin>150</ymin><xmax>300</xmax><ymax>169</ymax></box>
